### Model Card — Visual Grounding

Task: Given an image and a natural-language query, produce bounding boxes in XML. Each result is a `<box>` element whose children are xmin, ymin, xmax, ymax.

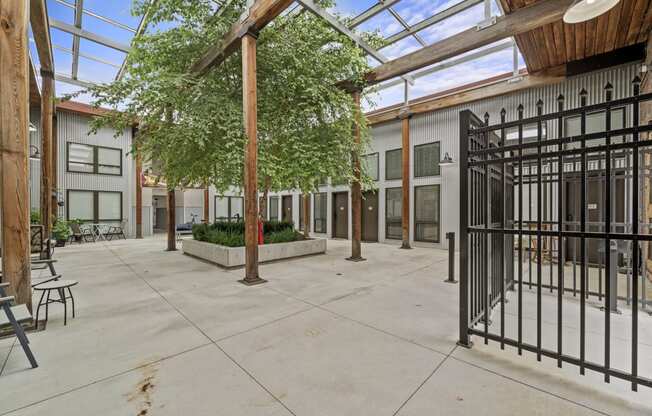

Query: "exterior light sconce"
<box><xmin>440</xmin><ymin>152</ymin><xmax>455</xmax><ymax>167</ymax></box>
<box><xmin>29</xmin><ymin>145</ymin><xmax>40</xmax><ymax>161</ymax></box>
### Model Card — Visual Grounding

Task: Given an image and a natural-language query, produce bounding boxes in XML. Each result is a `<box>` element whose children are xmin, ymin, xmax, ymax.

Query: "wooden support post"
<box><xmin>303</xmin><ymin>193</ymin><xmax>310</xmax><ymax>238</ymax></box>
<box><xmin>347</xmin><ymin>90</ymin><xmax>365</xmax><ymax>262</ymax></box>
<box><xmin>400</xmin><ymin>111</ymin><xmax>412</xmax><ymax>249</ymax></box>
<box><xmin>203</xmin><ymin>186</ymin><xmax>210</xmax><ymax>223</ymax></box>
<box><xmin>40</xmin><ymin>70</ymin><xmax>54</xmax><ymax>241</ymax></box>
<box><xmin>0</xmin><ymin>0</ymin><xmax>32</xmax><ymax>308</ymax></box>
<box><xmin>240</xmin><ymin>32</ymin><xmax>266</xmax><ymax>285</ymax></box>
<box><xmin>135</xmin><ymin>143</ymin><xmax>143</xmax><ymax>239</ymax></box>
<box><xmin>51</xmin><ymin>113</ymin><xmax>58</xmax><ymax>219</ymax></box>
<box><xmin>166</xmin><ymin>189</ymin><xmax>176</xmax><ymax>251</ymax></box>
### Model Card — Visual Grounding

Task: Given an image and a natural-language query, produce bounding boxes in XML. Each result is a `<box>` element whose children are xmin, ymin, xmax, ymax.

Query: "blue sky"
<box><xmin>32</xmin><ymin>0</ymin><xmax>525</xmax><ymax>111</ymax></box>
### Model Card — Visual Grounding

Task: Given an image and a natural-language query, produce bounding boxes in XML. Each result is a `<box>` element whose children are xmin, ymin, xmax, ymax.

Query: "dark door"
<box><xmin>282</xmin><ymin>195</ymin><xmax>293</xmax><ymax>223</ymax></box>
<box><xmin>332</xmin><ymin>192</ymin><xmax>348</xmax><ymax>239</ymax></box>
<box><xmin>362</xmin><ymin>191</ymin><xmax>378</xmax><ymax>242</ymax></box>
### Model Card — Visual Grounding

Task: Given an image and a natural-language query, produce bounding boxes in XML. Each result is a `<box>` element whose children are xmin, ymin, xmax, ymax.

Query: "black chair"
<box><xmin>0</xmin><ymin>283</ymin><xmax>38</xmax><ymax>369</ymax></box>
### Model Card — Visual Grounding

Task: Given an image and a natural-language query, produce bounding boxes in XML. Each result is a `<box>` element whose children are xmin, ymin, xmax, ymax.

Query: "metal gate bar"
<box><xmin>459</xmin><ymin>78</ymin><xmax>651</xmax><ymax>391</ymax></box>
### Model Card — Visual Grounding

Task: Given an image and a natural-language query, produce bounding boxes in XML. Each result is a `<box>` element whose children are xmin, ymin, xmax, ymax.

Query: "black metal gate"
<box><xmin>459</xmin><ymin>77</ymin><xmax>652</xmax><ymax>391</ymax></box>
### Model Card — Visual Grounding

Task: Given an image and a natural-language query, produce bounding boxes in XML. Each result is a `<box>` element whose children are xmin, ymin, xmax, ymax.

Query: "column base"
<box><xmin>443</xmin><ymin>278</ymin><xmax>458</xmax><ymax>284</ymax></box>
<box><xmin>238</xmin><ymin>277</ymin><xmax>268</xmax><ymax>286</ymax></box>
<box><xmin>456</xmin><ymin>340</ymin><xmax>474</xmax><ymax>349</ymax></box>
<box><xmin>400</xmin><ymin>243</ymin><xmax>412</xmax><ymax>249</ymax></box>
<box><xmin>345</xmin><ymin>256</ymin><xmax>366</xmax><ymax>262</ymax></box>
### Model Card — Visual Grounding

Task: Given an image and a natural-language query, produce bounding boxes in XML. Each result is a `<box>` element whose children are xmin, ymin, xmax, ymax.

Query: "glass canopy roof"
<box><xmin>30</xmin><ymin>0</ymin><xmax>525</xmax><ymax>111</ymax></box>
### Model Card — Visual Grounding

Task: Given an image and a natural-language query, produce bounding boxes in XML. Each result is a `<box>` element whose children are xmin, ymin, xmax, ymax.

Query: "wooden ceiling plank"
<box><xmin>552</xmin><ymin>20</ymin><xmax>567</xmax><ymax>64</ymax></box>
<box><xmin>614</xmin><ymin>0</ymin><xmax>635</xmax><ymax>49</ymax></box>
<box><xmin>542</xmin><ymin>24</ymin><xmax>559</xmax><ymax>66</ymax></box>
<box><xmin>637</xmin><ymin>1</ymin><xmax>652</xmax><ymax>43</ymax></box>
<box><xmin>594</xmin><ymin>12</ymin><xmax>610</xmax><ymax>55</ymax></box>
<box><xmin>605</xmin><ymin>3</ymin><xmax>623</xmax><ymax>52</ymax></box>
<box><xmin>515</xmin><ymin>34</ymin><xmax>539</xmax><ymax>72</ymax></box>
<box><xmin>585</xmin><ymin>18</ymin><xmax>597</xmax><ymax>57</ymax></box>
<box><xmin>563</xmin><ymin>21</ymin><xmax>576</xmax><ymax>62</ymax></box>
<box><xmin>364</xmin><ymin>0</ymin><xmax>574</xmax><ymax>85</ymax></box>
<box><xmin>575</xmin><ymin>21</ymin><xmax>586</xmax><ymax>60</ymax></box>
<box><xmin>627</xmin><ymin>0</ymin><xmax>649</xmax><ymax>45</ymax></box>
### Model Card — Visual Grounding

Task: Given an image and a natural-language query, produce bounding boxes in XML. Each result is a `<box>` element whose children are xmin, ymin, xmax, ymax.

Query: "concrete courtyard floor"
<box><xmin>0</xmin><ymin>237</ymin><xmax>651</xmax><ymax>415</ymax></box>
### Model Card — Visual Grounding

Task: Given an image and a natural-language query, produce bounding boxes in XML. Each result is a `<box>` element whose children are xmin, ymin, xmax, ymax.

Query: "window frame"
<box><xmin>269</xmin><ymin>196</ymin><xmax>280</xmax><ymax>221</ymax></box>
<box><xmin>66</xmin><ymin>189</ymin><xmax>123</xmax><ymax>223</ymax></box>
<box><xmin>563</xmin><ymin>107</ymin><xmax>626</xmax><ymax>145</ymax></box>
<box><xmin>413</xmin><ymin>142</ymin><xmax>441</xmax><ymax>178</ymax></box>
<box><xmin>385</xmin><ymin>187</ymin><xmax>402</xmax><ymax>240</ymax></box>
<box><xmin>66</xmin><ymin>142</ymin><xmax>123</xmax><ymax>176</ymax></box>
<box><xmin>413</xmin><ymin>184</ymin><xmax>441</xmax><ymax>243</ymax></box>
<box><xmin>313</xmin><ymin>192</ymin><xmax>327</xmax><ymax>234</ymax></box>
<box><xmin>362</xmin><ymin>152</ymin><xmax>380</xmax><ymax>181</ymax></box>
<box><xmin>214</xmin><ymin>196</ymin><xmax>244</xmax><ymax>222</ymax></box>
<box><xmin>385</xmin><ymin>148</ymin><xmax>402</xmax><ymax>181</ymax></box>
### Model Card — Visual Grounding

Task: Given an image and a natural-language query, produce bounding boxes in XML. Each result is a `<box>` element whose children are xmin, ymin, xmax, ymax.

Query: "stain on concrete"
<box><xmin>126</xmin><ymin>362</ymin><xmax>159</xmax><ymax>416</ymax></box>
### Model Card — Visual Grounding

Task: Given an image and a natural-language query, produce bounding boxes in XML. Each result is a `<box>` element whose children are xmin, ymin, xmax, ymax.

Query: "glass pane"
<box><xmin>231</xmin><ymin>197</ymin><xmax>244</xmax><ymax>221</ymax></box>
<box><xmin>68</xmin><ymin>143</ymin><xmax>94</xmax><ymax>164</ymax></box>
<box><xmin>97</xmin><ymin>147</ymin><xmax>121</xmax><ymax>166</ymax></box>
<box><xmin>386</xmin><ymin>149</ymin><xmax>402</xmax><ymax>180</ymax></box>
<box><xmin>68</xmin><ymin>191</ymin><xmax>94</xmax><ymax>221</ymax></box>
<box><xmin>98</xmin><ymin>192</ymin><xmax>121</xmax><ymax>221</ymax></box>
<box><xmin>270</xmin><ymin>197</ymin><xmax>279</xmax><ymax>220</ymax></box>
<box><xmin>69</xmin><ymin>162</ymin><xmax>94</xmax><ymax>173</ymax></box>
<box><xmin>362</xmin><ymin>153</ymin><xmax>379</xmax><ymax>181</ymax></box>
<box><xmin>385</xmin><ymin>187</ymin><xmax>402</xmax><ymax>240</ymax></box>
<box><xmin>414</xmin><ymin>143</ymin><xmax>440</xmax><ymax>177</ymax></box>
<box><xmin>415</xmin><ymin>185</ymin><xmax>440</xmax><ymax>242</ymax></box>
<box><xmin>98</xmin><ymin>166</ymin><xmax>121</xmax><ymax>175</ymax></box>
<box><xmin>215</xmin><ymin>197</ymin><xmax>229</xmax><ymax>220</ymax></box>
<box><xmin>314</xmin><ymin>193</ymin><xmax>326</xmax><ymax>233</ymax></box>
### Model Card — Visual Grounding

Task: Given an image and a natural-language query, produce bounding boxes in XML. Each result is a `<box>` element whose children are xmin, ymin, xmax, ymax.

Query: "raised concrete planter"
<box><xmin>182</xmin><ymin>238</ymin><xmax>327</xmax><ymax>268</ymax></box>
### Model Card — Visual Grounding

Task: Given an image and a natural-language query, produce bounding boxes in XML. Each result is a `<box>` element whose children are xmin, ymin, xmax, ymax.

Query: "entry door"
<box><xmin>333</xmin><ymin>192</ymin><xmax>349</xmax><ymax>239</ymax></box>
<box><xmin>282</xmin><ymin>195</ymin><xmax>293</xmax><ymax>223</ymax></box>
<box><xmin>362</xmin><ymin>191</ymin><xmax>379</xmax><ymax>242</ymax></box>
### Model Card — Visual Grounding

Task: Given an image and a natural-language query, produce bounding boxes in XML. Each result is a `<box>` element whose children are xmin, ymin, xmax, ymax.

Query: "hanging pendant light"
<box><xmin>563</xmin><ymin>0</ymin><xmax>620</xmax><ymax>24</ymax></box>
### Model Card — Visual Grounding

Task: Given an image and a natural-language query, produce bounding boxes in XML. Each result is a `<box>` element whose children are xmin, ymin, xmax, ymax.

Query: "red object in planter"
<box><xmin>258</xmin><ymin>220</ymin><xmax>264</xmax><ymax>245</ymax></box>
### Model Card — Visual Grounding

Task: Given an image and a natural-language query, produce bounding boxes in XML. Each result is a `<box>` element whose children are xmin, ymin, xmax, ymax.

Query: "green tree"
<box><xmin>79</xmin><ymin>0</ymin><xmax>377</xmax><ymax>196</ymax></box>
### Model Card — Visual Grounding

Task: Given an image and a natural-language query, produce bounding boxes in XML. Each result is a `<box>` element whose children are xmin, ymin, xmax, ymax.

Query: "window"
<box><xmin>414</xmin><ymin>142</ymin><xmax>441</xmax><ymax>178</ymax></box>
<box><xmin>385</xmin><ymin>187</ymin><xmax>402</xmax><ymax>240</ymax></box>
<box><xmin>564</xmin><ymin>108</ymin><xmax>625</xmax><ymax>149</ymax></box>
<box><xmin>362</xmin><ymin>153</ymin><xmax>379</xmax><ymax>181</ymax></box>
<box><xmin>314</xmin><ymin>193</ymin><xmax>327</xmax><ymax>233</ymax></box>
<box><xmin>67</xmin><ymin>190</ymin><xmax>122</xmax><ymax>223</ymax></box>
<box><xmin>385</xmin><ymin>149</ymin><xmax>402</xmax><ymax>180</ymax></box>
<box><xmin>299</xmin><ymin>195</ymin><xmax>311</xmax><ymax>231</ymax></box>
<box><xmin>214</xmin><ymin>196</ymin><xmax>244</xmax><ymax>222</ymax></box>
<box><xmin>505</xmin><ymin>123</ymin><xmax>548</xmax><ymax>156</ymax></box>
<box><xmin>67</xmin><ymin>142</ymin><xmax>122</xmax><ymax>176</ymax></box>
<box><xmin>269</xmin><ymin>196</ymin><xmax>279</xmax><ymax>220</ymax></box>
<box><xmin>414</xmin><ymin>185</ymin><xmax>440</xmax><ymax>243</ymax></box>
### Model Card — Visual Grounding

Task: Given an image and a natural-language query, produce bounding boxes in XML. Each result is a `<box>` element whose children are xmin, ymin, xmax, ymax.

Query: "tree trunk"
<box><xmin>166</xmin><ymin>189</ymin><xmax>176</xmax><ymax>251</ymax></box>
<box><xmin>348</xmin><ymin>90</ymin><xmax>364</xmax><ymax>261</ymax></box>
<box><xmin>303</xmin><ymin>194</ymin><xmax>310</xmax><ymax>238</ymax></box>
<box><xmin>135</xmin><ymin>139</ymin><xmax>143</xmax><ymax>239</ymax></box>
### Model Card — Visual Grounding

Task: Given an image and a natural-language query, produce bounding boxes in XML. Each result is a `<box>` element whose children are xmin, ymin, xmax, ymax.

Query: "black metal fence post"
<box><xmin>458</xmin><ymin>110</ymin><xmax>472</xmax><ymax>348</ymax></box>
<box><xmin>445</xmin><ymin>232</ymin><xmax>457</xmax><ymax>283</ymax></box>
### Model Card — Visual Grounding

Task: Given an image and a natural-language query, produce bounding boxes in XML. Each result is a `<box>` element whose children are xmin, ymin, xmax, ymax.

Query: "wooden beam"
<box><xmin>166</xmin><ymin>189</ymin><xmax>176</xmax><ymax>251</ymax></box>
<box><xmin>30</xmin><ymin>0</ymin><xmax>54</xmax><ymax>72</ymax></box>
<box><xmin>1</xmin><ymin>0</ymin><xmax>32</xmax><ymax>309</ymax></box>
<box><xmin>367</xmin><ymin>66</ymin><xmax>567</xmax><ymax>125</ymax></box>
<box><xmin>135</xmin><ymin>138</ymin><xmax>143</xmax><ymax>239</ymax></box>
<box><xmin>363</xmin><ymin>0</ymin><xmax>573</xmax><ymax>86</ymax></box>
<box><xmin>40</xmin><ymin>72</ymin><xmax>54</xmax><ymax>242</ymax></box>
<box><xmin>400</xmin><ymin>112</ymin><xmax>411</xmax><ymax>250</ymax></box>
<box><xmin>240</xmin><ymin>32</ymin><xmax>266</xmax><ymax>285</ymax></box>
<box><xmin>347</xmin><ymin>90</ymin><xmax>364</xmax><ymax>262</ymax></box>
<box><xmin>51</xmin><ymin>113</ymin><xmax>58</xmax><ymax>219</ymax></box>
<box><xmin>190</xmin><ymin>0</ymin><xmax>294</xmax><ymax>76</ymax></box>
<box><xmin>303</xmin><ymin>194</ymin><xmax>310</xmax><ymax>238</ymax></box>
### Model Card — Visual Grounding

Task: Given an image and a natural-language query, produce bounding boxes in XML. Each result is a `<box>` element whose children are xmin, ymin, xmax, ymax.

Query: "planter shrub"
<box><xmin>192</xmin><ymin>220</ymin><xmax>299</xmax><ymax>247</ymax></box>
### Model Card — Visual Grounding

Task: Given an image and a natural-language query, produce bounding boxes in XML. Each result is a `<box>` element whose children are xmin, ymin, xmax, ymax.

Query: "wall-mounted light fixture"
<box><xmin>440</xmin><ymin>152</ymin><xmax>455</xmax><ymax>167</ymax></box>
<box><xmin>29</xmin><ymin>123</ymin><xmax>37</xmax><ymax>132</ymax></box>
<box><xmin>29</xmin><ymin>145</ymin><xmax>40</xmax><ymax>161</ymax></box>
<box><xmin>563</xmin><ymin>0</ymin><xmax>620</xmax><ymax>24</ymax></box>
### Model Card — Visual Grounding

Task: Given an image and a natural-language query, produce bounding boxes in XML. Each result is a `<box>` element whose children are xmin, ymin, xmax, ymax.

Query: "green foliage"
<box><xmin>263</xmin><ymin>228</ymin><xmax>303</xmax><ymax>245</ymax></box>
<box><xmin>78</xmin><ymin>0</ymin><xmax>377</xmax><ymax>194</ymax></box>
<box><xmin>30</xmin><ymin>210</ymin><xmax>41</xmax><ymax>224</ymax></box>
<box><xmin>193</xmin><ymin>220</ymin><xmax>299</xmax><ymax>247</ymax></box>
<box><xmin>52</xmin><ymin>219</ymin><xmax>71</xmax><ymax>241</ymax></box>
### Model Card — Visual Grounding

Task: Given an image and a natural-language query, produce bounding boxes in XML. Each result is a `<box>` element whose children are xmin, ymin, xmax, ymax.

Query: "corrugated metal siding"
<box><xmin>55</xmin><ymin>111</ymin><xmax>134</xmax><ymax>229</ymax></box>
<box><xmin>29</xmin><ymin>108</ymin><xmax>41</xmax><ymax>211</ymax></box>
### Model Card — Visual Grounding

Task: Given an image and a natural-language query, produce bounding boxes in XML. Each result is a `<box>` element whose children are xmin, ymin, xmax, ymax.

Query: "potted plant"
<box><xmin>52</xmin><ymin>220</ymin><xmax>71</xmax><ymax>247</ymax></box>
